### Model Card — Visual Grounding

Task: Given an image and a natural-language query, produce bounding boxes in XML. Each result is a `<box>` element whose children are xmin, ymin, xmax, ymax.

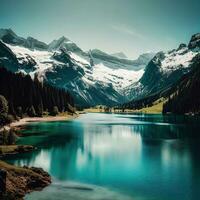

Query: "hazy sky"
<box><xmin>0</xmin><ymin>0</ymin><xmax>199</xmax><ymax>58</ymax></box>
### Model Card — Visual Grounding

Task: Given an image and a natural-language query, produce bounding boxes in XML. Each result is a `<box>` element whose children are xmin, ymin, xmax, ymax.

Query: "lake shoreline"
<box><xmin>11</xmin><ymin>113</ymin><xmax>78</xmax><ymax>128</ymax></box>
<box><xmin>0</xmin><ymin>161</ymin><xmax>51</xmax><ymax>200</ymax></box>
<box><xmin>0</xmin><ymin>113</ymin><xmax>79</xmax><ymax>200</ymax></box>
<box><xmin>1</xmin><ymin>113</ymin><xmax>79</xmax><ymax>156</ymax></box>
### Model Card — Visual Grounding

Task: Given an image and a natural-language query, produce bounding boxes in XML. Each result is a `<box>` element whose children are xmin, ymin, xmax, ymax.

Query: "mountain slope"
<box><xmin>125</xmin><ymin>34</ymin><xmax>200</xmax><ymax>101</ymax></box>
<box><xmin>90</xmin><ymin>49</ymin><xmax>152</xmax><ymax>70</ymax></box>
<box><xmin>111</xmin><ymin>52</ymin><xmax>127</xmax><ymax>59</ymax></box>
<box><xmin>163</xmin><ymin>54</ymin><xmax>200</xmax><ymax>114</ymax></box>
<box><xmin>0</xmin><ymin>28</ymin><xmax>153</xmax><ymax>107</ymax></box>
<box><xmin>48</xmin><ymin>36</ymin><xmax>84</xmax><ymax>54</ymax></box>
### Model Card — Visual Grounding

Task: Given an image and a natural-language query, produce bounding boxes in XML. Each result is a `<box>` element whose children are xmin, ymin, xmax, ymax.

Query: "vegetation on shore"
<box><xmin>0</xmin><ymin>161</ymin><xmax>51</xmax><ymax>200</ymax></box>
<box><xmin>0</xmin><ymin>145</ymin><xmax>35</xmax><ymax>156</ymax></box>
<box><xmin>0</xmin><ymin>66</ymin><xmax>77</xmax><ymax>200</ymax></box>
<box><xmin>133</xmin><ymin>98</ymin><xmax>165</xmax><ymax>114</ymax></box>
<box><xmin>85</xmin><ymin>99</ymin><xmax>165</xmax><ymax>114</ymax></box>
<box><xmin>163</xmin><ymin>56</ymin><xmax>200</xmax><ymax>114</ymax></box>
<box><xmin>0</xmin><ymin>66</ymin><xmax>74</xmax><ymax>128</ymax></box>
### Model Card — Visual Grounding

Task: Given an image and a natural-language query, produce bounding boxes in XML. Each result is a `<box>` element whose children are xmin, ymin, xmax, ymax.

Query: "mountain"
<box><xmin>163</xmin><ymin>54</ymin><xmax>200</xmax><ymax>114</ymax></box>
<box><xmin>90</xmin><ymin>49</ymin><xmax>153</xmax><ymax>70</ymax></box>
<box><xmin>48</xmin><ymin>36</ymin><xmax>83</xmax><ymax>54</ymax></box>
<box><xmin>1</xmin><ymin>28</ymin><xmax>198</xmax><ymax>109</ymax></box>
<box><xmin>0</xmin><ymin>66</ymin><xmax>74</xmax><ymax>119</ymax></box>
<box><xmin>111</xmin><ymin>52</ymin><xmax>127</xmax><ymax>59</ymax></box>
<box><xmin>125</xmin><ymin>33</ymin><xmax>200</xmax><ymax>101</ymax></box>
<box><xmin>0</xmin><ymin>28</ymin><xmax>48</xmax><ymax>50</ymax></box>
<box><xmin>136</xmin><ymin>53</ymin><xmax>156</xmax><ymax>66</ymax></box>
<box><xmin>0</xmin><ymin>28</ymin><xmax>153</xmax><ymax>107</ymax></box>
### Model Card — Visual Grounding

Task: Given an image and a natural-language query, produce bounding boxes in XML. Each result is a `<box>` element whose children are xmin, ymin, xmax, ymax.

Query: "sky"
<box><xmin>0</xmin><ymin>0</ymin><xmax>199</xmax><ymax>59</ymax></box>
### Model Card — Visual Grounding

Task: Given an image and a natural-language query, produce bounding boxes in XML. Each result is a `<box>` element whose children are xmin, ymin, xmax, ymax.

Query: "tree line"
<box><xmin>163</xmin><ymin>56</ymin><xmax>200</xmax><ymax>114</ymax></box>
<box><xmin>0</xmin><ymin>66</ymin><xmax>74</xmax><ymax>126</ymax></box>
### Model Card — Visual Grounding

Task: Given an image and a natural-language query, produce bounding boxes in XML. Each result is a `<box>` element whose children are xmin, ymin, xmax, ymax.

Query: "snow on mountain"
<box><xmin>0</xmin><ymin>31</ymin><xmax>148</xmax><ymax>106</ymax></box>
<box><xmin>92</xmin><ymin>63</ymin><xmax>143</xmax><ymax>90</ymax></box>
<box><xmin>4</xmin><ymin>43</ymin><xmax>58</xmax><ymax>80</ymax></box>
<box><xmin>3</xmin><ymin>28</ymin><xmax>199</xmax><ymax>107</ymax></box>
<box><xmin>0</xmin><ymin>28</ymin><xmax>155</xmax><ymax>106</ymax></box>
<box><xmin>69</xmin><ymin>52</ymin><xmax>90</xmax><ymax>66</ymax></box>
<box><xmin>160</xmin><ymin>47</ymin><xmax>198</xmax><ymax>72</ymax></box>
<box><xmin>0</xmin><ymin>28</ymin><xmax>48</xmax><ymax>50</ymax></box>
<box><xmin>48</xmin><ymin>36</ymin><xmax>83</xmax><ymax>54</ymax></box>
<box><xmin>125</xmin><ymin>34</ymin><xmax>200</xmax><ymax>101</ymax></box>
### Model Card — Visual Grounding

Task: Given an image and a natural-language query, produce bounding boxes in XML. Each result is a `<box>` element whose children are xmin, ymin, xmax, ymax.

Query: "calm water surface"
<box><xmin>5</xmin><ymin>113</ymin><xmax>200</xmax><ymax>200</ymax></box>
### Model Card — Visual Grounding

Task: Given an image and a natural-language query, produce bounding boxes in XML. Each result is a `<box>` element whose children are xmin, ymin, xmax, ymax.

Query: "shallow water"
<box><xmin>5</xmin><ymin>113</ymin><xmax>200</xmax><ymax>200</ymax></box>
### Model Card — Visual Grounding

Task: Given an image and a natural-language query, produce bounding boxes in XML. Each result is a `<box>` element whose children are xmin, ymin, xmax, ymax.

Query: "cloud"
<box><xmin>111</xmin><ymin>25</ymin><xmax>145</xmax><ymax>40</ymax></box>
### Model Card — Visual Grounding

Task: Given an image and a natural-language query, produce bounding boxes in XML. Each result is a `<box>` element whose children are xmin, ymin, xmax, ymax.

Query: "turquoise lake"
<box><xmin>4</xmin><ymin>113</ymin><xmax>200</xmax><ymax>200</ymax></box>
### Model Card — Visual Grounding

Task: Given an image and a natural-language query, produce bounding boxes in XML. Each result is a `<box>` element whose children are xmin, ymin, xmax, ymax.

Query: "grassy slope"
<box><xmin>85</xmin><ymin>99</ymin><xmax>165</xmax><ymax>114</ymax></box>
<box><xmin>0</xmin><ymin>145</ymin><xmax>19</xmax><ymax>154</ymax></box>
<box><xmin>135</xmin><ymin>100</ymin><xmax>164</xmax><ymax>114</ymax></box>
<box><xmin>0</xmin><ymin>160</ymin><xmax>40</xmax><ymax>176</ymax></box>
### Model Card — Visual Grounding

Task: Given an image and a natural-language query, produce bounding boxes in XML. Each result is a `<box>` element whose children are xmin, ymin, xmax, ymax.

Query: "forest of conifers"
<box><xmin>0</xmin><ymin>66</ymin><xmax>74</xmax><ymax>119</ymax></box>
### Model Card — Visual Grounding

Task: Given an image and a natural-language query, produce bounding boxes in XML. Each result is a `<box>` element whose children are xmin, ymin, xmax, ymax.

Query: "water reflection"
<box><xmin>4</xmin><ymin>113</ymin><xmax>200</xmax><ymax>200</ymax></box>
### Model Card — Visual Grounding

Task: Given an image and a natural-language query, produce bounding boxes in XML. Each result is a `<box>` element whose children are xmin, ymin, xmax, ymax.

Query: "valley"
<box><xmin>1</xmin><ymin>29</ymin><xmax>200</xmax><ymax>115</ymax></box>
<box><xmin>0</xmin><ymin>29</ymin><xmax>152</xmax><ymax>107</ymax></box>
<box><xmin>1</xmin><ymin>1</ymin><xmax>200</xmax><ymax>200</ymax></box>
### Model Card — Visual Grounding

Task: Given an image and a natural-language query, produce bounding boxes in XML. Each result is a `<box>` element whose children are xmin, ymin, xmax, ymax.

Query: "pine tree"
<box><xmin>50</xmin><ymin>106</ymin><xmax>59</xmax><ymax>116</ymax></box>
<box><xmin>0</xmin><ymin>95</ymin><xmax>8</xmax><ymax>114</ymax></box>
<box><xmin>16</xmin><ymin>106</ymin><xmax>23</xmax><ymax>118</ymax></box>
<box><xmin>28</xmin><ymin>106</ymin><xmax>36</xmax><ymax>117</ymax></box>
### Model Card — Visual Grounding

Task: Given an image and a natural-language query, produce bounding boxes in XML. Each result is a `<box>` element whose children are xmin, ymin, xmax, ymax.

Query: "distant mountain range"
<box><xmin>1</xmin><ymin>28</ymin><xmax>199</xmax><ymax>109</ymax></box>
<box><xmin>0</xmin><ymin>28</ymin><xmax>154</xmax><ymax>106</ymax></box>
<box><xmin>125</xmin><ymin>33</ymin><xmax>200</xmax><ymax>100</ymax></box>
<box><xmin>123</xmin><ymin>33</ymin><xmax>200</xmax><ymax>113</ymax></box>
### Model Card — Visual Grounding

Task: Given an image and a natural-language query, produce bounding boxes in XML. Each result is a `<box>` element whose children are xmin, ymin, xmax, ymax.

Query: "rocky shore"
<box><xmin>0</xmin><ymin>145</ymin><xmax>35</xmax><ymax>157</ymax></box>
<box><xmin>0</xmin><ymin>161</ymin><xmax>51</xmax><ymax>200</ymax></box>
<box><xmin>0</xmin><ymin>113</ymin><xmax>78</xmax><ymax>199</ymax></box>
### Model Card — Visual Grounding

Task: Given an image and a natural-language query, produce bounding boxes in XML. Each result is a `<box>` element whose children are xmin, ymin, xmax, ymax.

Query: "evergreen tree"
<box><xmin>0</xmin><ymin>95</ymin><xmax>8</xmax><ymax>114</ymax></box>
<box><xmin>0</xmin><ymin>66</ymin><xmax>74</xmax><ymax>119</ymax></box>
<box><xmin>51</xmin><ymin>106</ymin><xmax>59</xmax><ymax>116</ymax></box>
<box><xmin>28</xmin><ymin>106</ymin><xmax>36</xmax><ymax>117</ymax></box>
<box><xmin>37</xmin><ymin>102</ymin><xmax>43</xmax><ymax>117</ymax></box>
<box><xmin>16</xmin><ymin>106</ymin><xmax>23</xmax><ymax>118</ymax></box>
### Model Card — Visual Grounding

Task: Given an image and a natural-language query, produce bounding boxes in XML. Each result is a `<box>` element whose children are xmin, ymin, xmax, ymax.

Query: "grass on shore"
<box><xmin>0</xmin><ymin>145</ymin><xmax>34</xmax><ymax>156</ymax></box>
<box><xmin>0</xmin><ymin>145</ymin><xmax>18</xmax><ymax>154</ymax></box>
<box><xmin>85</xmin><ymin>98</ymin><xmax>165</xmax><ymax>114</ymax></box>
<box><xmin>134</xmin><ymin>99</ymin><xmax>165</xmax><ymax>114</ymax></box>
<box><xmin>0</xmin><ymin>160</ymin><xmax>41</xmax><ymax>177</ymax></box>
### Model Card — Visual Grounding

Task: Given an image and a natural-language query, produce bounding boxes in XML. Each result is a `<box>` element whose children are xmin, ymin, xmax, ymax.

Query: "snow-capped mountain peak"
<box><xmin>125</xmin><ymin>33</ymin><xmax>200</xmax><ymax>101</ymax></box>
<box><xmin>0</xmin><ymin>29</ymin><xmax>153</xmax><ymax>106</ymax></box>
<box><xmin>48</xmin><ymin>36</ymin><xmax>83</xmax><ymax>54</ymax></box>
<box><xmin>0</xmin><ymin>28</ymin><xmax>16</xmax><ymax>38</ymax></box>
<box><xmin>48</xmin><ymin>36</ymin><xmax>70</xmax><ymax>50</ymax></box>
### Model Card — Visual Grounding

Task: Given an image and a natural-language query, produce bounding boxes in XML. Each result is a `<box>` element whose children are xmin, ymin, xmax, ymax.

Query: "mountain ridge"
<box><xmin>125</xmin><ymin>33</ymin><xmax>200</xmax><ymax>102</ymax></box>
<box><xmin>0</xmin><ymin>28</ymin><xmax>154</xmax><ymax>106</ymax></box>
